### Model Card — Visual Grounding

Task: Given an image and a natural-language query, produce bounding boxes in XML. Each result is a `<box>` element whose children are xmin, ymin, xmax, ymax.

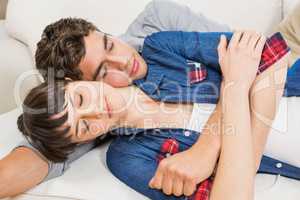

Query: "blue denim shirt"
<box><xmin>134</xmin><ymin>31</ymin><xmax>230</xmax><ymax>104</ymax></box>
<box><xmin>134</xmin><ymin>31</ymin><xmax>300</xmax><ymax>104</ymax></box>
<box><xmin>129</xmin><ymin>31</ymin><xmax>300</xmax><ymax>180</ymax></box>
<box><xmin>285</xmin><ymin>59</ymin><xmax>300</xmax><ymax>96</ymax></box>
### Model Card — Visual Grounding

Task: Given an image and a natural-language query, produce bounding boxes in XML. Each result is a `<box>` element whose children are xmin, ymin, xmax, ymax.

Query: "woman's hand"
<box><xmin>218</xmin><ymin>31</ymin><xmax>266</xmax><ymax>90</ymax></box>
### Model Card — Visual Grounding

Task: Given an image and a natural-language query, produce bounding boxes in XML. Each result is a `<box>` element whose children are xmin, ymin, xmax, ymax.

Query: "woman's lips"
<box><xmin>129</xmin><ymin>58</ymin><xmax>139</xmax><ymax>77</ymax></box>
<box><xmin>104</xmin><ymin>96</ymin><xmax>112</xmax><ymax>118</ymax></box>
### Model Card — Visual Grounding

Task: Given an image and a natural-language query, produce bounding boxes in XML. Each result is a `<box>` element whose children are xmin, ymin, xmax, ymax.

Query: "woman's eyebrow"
<box><xmin>75</xmin><ymin>121</ymin><xmax>79</xmax><ymax>137</ymax></box>
<box><xmin>75</xmin><ymin>119</ymin><xmax>89</xmax><ymax>137</ymax></box>
<box><xmin>83</xmin><ymin>120</ymin><xmax>90</xmax><ymax>132</ymax></box>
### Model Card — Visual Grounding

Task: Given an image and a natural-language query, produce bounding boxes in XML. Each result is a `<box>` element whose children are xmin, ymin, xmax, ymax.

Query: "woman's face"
<box><xmin>65</xmin><ymin>81</ymin><xmax>127</xmax><ymax>142</ymax></box>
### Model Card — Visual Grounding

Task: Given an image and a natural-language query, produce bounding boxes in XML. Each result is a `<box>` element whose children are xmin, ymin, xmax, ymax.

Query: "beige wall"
<box><xmin>0</xmin><ymin>0</ymin><xmax>8</xmax><ymax>19</ymax></box>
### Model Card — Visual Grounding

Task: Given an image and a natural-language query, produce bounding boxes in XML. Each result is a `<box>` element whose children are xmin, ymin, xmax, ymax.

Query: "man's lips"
<box><xmin>129</xmin><ymin>58</ymin><xmax>139</xmax><ymax>77</ymax></box>
<box><xmin>104</xmin><ymin>96</ymin><xmax>112</xmax><ymax>118</ymax></box>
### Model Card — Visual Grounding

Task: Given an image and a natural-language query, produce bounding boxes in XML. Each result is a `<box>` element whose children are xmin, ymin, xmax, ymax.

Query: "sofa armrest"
<box><xmin>0</xmin><ymin>0</ymin><xmax>8</xmax><ymax>19</ymax></box>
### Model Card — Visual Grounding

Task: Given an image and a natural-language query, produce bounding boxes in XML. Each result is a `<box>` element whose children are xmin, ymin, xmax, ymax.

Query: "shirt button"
<box><xmin>276</xmin><ymin>163</ymin><xmax>283</xmax><ymax>168</ymax></box>
<box><xmin>184</xmin><ymin>131</ymin><xmax>191</xmax><ymax>137</ymax></box>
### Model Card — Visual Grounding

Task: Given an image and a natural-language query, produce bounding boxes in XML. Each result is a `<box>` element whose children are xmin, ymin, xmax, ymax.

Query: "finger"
<box><xmin>248</xmin><ymin>32</ymin><xmax>262</xmax><ymax>50</ymax></box>
<box><xmin>172</xmin><ymin>176</ymin><xmax>184</xmax><ymax>196</ymax></box>
<box><xmin>228</xmin><ymin>31</ymin><xmax>243</xmax><ymax>49</ymax></box>
<box><xmin>149</xmin><ymin>163</ymin><xmax>165</xmax><ymax>189</ymax></box>
<box><xmin>239</xmin><ymin>31</ymin><xmax>252</xmax><ymax>47</ymax></box>
<box><xmin>149</xmin><ymin>173</ymin><xmax>164</xmax><ymax>190</ymax></box>
<box><xmin>162</xmin><ymin>171</ymin><xmax>174</xmax><ymax>195</ymax></box>
<box><xmin>217</xmin><ymin>34</ymin><xmax>227</xmax><ymax>60</ymax></box>
<box><xmin>255</xmin><ymin>35</ymin><xmax>267</xmax><ymax>55</ymax></box>
<box><xmin>183</xmin><ymin>179</ymin><xmax>197</xmax><ymax>196</ymax></box>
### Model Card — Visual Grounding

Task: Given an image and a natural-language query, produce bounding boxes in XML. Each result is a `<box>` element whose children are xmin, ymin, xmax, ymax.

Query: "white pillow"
<box><xmin>264</xmin><ymin>97</ymin><xmax>300</xmax><ymax>167</ymax></box>
<box><xmin>283</xmin><ymin>0</ymin><xmax>300</xmax><ymax>16</ymax></box>
<box><xmin>182</xmin><ymin>0</ymin><xmax>281</xmax><ymax>34</ymax></box>
<box><xmin>5</xmin><ymin>0</ymin><xmax>152</xmax><ymax>59</ymax></box>
<box><xmin>5</xmin><ymin>0</ymin><xmax>282</xmax><ymax>61</ymax></box>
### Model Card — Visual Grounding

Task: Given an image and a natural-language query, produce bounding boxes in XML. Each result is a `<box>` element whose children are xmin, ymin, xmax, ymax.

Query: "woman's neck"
<box><xmin>116</xmin><ymin>86</ymin><xmax>193</xmax><ymax>130</ymax></box>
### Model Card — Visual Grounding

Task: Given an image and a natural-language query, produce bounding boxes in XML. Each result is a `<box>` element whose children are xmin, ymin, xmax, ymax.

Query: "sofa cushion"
<box><xmin>275</xmin><ymin>1</ymin><xmax>300</xmax><ymax>67</ymax></box>
<box><xmin>5</xmin><ymin>0</ymin><xmax>282</xmax><ymax>60</ymax></box>
<box><xmin>1</xmin><ymin>100</ymin><xmax>300</xmax><ymax>200</ymax></box>
<box><xmin>0</xmin><ymin>0</ymin><xmax>8</xmax><ymax>19</ymax></box>
<box><xmin>0</xmin><ymin>21</ymin><xmax>39</xmax><ymax>114</ymax></box>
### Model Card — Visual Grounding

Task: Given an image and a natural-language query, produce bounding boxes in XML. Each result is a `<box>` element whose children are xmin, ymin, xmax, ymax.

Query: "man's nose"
<box><xmin>107</xmin><ymin>55</ymin><xmax>129</xmax><ymax>70</ymax></box>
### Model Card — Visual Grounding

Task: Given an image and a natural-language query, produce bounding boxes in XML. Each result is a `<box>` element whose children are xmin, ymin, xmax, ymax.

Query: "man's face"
<box><xmin>78</xmin><ymin>31</ymin><xmax>148</xmax><ymax>87</ymax></box>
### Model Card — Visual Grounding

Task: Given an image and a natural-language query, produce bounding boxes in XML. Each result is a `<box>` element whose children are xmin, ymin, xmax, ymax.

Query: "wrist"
<box><xmin>191</xmin><ymin>134</ymin><xmax>221</xmax><ymax>156</ymax></box>
<box><xmin>222</xmin><ymin>80</ymin><xmax>251</xmax><ymax>92</ymax></box>
<box><xmin>222</xmin><ymin>82</ymin><xmax>249</xmax><ymax>99</ymax></box>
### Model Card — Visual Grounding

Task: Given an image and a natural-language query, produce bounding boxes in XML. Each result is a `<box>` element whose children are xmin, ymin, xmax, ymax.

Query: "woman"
<box><xmin>17</xmin><ymin>33</ymin><xmax>300</xmax><ymax>200</ymax></box>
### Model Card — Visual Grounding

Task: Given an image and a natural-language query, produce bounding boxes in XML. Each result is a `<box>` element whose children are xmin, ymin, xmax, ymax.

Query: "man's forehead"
<box><xmin>79</xmin><ymin>32</ymin><xmax>105</xmax><ymax>78</ymax></box>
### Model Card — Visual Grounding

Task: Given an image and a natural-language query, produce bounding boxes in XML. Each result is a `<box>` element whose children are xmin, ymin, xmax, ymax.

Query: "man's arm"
<box><xmin>0</xmin><ymin>147</ymin><xmax>48</xmax><ymax>198</ymax></box>
<box><xmin>120</xmin><ymin>0</ymin><xmax>230</xmax><ymax>51</ymax></box>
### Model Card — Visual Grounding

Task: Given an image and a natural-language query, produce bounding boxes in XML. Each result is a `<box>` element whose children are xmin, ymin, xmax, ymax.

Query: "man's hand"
<box><xmin>149</xmin><ymin>146</ymin><xmax>218</xmax><ymax>197</ymax></box>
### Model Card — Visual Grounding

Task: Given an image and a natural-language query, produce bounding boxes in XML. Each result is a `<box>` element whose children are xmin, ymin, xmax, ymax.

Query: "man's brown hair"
<box><xmin>35</xmin><ymin>18</ymin><xmax>98</xmax><ymax>81</ymax></box>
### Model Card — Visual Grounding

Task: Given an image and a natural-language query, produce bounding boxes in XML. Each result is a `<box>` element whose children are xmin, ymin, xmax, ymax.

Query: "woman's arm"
<box><xmin>210</xmin><ymin>84</ymin><xmax>254</xmax><ymax>200</ymax></box>
<box><xmin>210</xmin><ymin>31</ymin><xmax>266</xmax><ymax>200</ymax></box>
<box><xmin>0</xmin><ymin>147</ymin><xmax>49</xmax><ymax>198</ymax></box>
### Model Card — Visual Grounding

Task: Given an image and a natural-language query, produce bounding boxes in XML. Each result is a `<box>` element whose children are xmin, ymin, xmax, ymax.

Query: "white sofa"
<box><xmin>0</xmin><ymin>0</ymin><xmax>300</xmax><ymax>199</ymax></box>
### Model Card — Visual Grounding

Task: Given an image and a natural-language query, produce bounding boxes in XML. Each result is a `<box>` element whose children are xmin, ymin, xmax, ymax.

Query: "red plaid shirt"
<box><xmin>189</xmin><ymin>32</ymin><xmax>290</xmax><ymax>84</ymax></box>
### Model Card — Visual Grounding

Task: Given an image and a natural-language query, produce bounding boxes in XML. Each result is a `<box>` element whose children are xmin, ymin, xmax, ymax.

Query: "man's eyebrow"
<box><xmin>92</xmin><ymin>63</ymin><xmax>103</xmax><ymax>81</ymax></box>
<box><xmin>92</xmin><ymin>34</ymin><xmax>107</xmax><ymax>81</ymax></box>
<box><xmin>103</xmin><ymin>34</ymin><xmax>108</xmax><ymax>50</ymax></box>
